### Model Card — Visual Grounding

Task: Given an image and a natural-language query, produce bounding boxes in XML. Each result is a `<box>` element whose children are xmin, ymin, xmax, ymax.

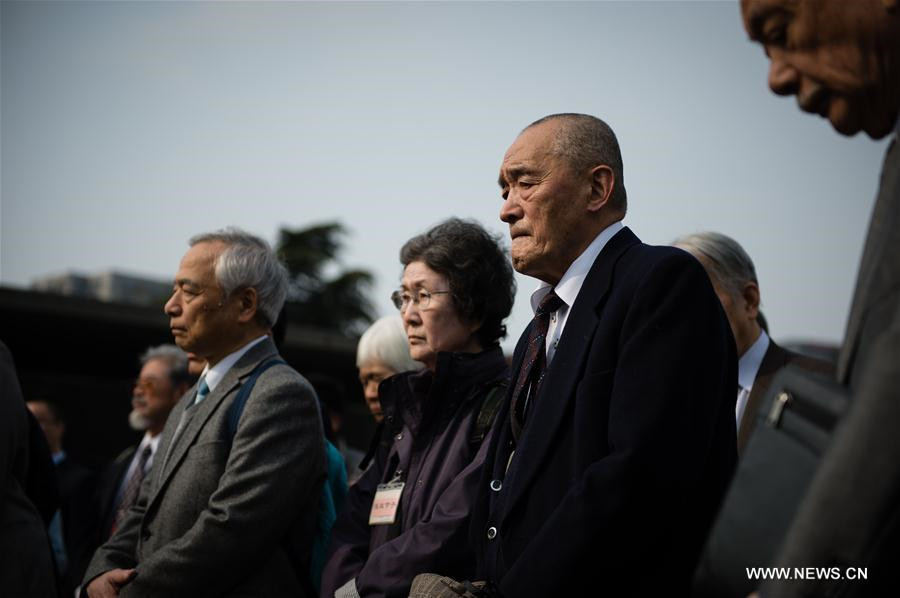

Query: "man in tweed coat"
<box><xmin>736</xmin><ymin>1</ymin><xmax>900</xmax><ymax>595</ymax></box>
<box><xmin>84</xmin><ymin>228</ymin><xmax>325</xmax><ymax>598</ymax></box>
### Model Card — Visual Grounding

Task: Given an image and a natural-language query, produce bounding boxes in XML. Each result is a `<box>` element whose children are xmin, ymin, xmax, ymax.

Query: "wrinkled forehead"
<box><xmin>505</xmin><ymin>120</ymin><xmax>559</xmax><ymax>160</ymax></box>
<box><xmin>179</xmin><ymin>241</ymin><xmax>224</xmax><ymax>275</ymax></box>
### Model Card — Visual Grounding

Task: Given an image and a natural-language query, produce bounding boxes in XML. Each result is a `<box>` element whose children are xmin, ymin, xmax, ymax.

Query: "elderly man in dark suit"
<box><xmin>467</xmin><ymin>114</ymin><xmax>737</xmax><ymax>596</ymax></box>
<box><xmin>673</xmin><ymin>232</ymin><xmax>832</xmax><ymax>453</ymax></box>
<box><xmin>84</xmin><ymin>228</ymin><xmax>326</xmax><ymax>598</ymax></box>
<box><xmin>738</xmin><ymin>0</ymin><xmax>900</xmax><ymax>595</ymax></box>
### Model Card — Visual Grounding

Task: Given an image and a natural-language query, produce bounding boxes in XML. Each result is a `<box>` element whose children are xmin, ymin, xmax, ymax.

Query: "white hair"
<box><xmin>673</xmin><ymin>231</ymin><xmax>758</xmax><ymax>296</ymax></box>
<box><xmin>189</xmin><ymin>227</ymin><xmax>288</xmax><ymax>327</ymax></box>
<box><xmin>356</xmin><ymin>315</ymin><xmax>423</xmax><ymax>373</ymax></box>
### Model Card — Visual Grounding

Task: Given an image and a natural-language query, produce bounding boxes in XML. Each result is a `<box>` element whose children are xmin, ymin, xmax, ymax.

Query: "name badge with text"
<box><xmin>369</xmin><ymin>481</ymin><xmax>405</xmax><ymax>525</ymax></box>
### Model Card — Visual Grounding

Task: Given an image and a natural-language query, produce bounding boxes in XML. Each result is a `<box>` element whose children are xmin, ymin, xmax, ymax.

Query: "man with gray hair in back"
<box><xmin>84</xmin><ymin>228</ymin><xmax>326</xmax><ymax>598</ymax></box>
<box><xmin>96</xmin><ymin>345</ymin><xmax>194</xmax><ymax>546</ymax></box>
<box><xmin>673</xmin><ymin>232</ymin><xmax>831</xmax><ymax>453</ymax></box>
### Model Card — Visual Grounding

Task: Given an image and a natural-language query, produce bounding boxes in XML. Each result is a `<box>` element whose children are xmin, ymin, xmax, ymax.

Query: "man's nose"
<box><xmin>500</xmin><ymin>194</ymin><xmax>521</xmax><ymax>225</ymax></box>
<box><xmin>164</xmin><ymin>292</ymin><xmax>179</xmax><ymax>316</ymax></box>
<box><xmin>768</xmin><ymin>56</ymin><xmax>799</xmax><ymax>97</ymax></box>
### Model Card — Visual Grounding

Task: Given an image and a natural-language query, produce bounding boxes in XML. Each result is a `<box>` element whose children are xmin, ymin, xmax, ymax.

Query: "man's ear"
<box><xmin>741</xmin><ymin>281</ymin><xmax>761</xmax><ymax>320</ymax></box>
<box><xmin>587</xmin><ymin>165</ymin><xmax>615</xmax><ymax>212</ymax></box>
<box><xmin>235</xmin><ymin>287</ymin><xmax>259</xmax><ymax>324</ymax></box>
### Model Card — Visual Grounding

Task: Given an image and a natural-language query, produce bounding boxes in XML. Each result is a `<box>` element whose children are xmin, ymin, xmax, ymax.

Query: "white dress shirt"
<box><xmin>530</xmin><ymin>220</ymin><xmax>624</xmax><ymax>365</ymax></box>
<box><xmin>736</xmin><ymin>329</ymin><xmax>770</xmax><ymax>429</ymax></box>
<box><xmin>199</xmin><ymin>334</ymin><xmax>268</xmax><ymax>395</ymax></box>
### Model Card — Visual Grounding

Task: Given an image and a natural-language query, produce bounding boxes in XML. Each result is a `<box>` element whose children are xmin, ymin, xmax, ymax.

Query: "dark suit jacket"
<box><xmin>470</xmin><ymin>227</ymin><xmax>738</xmax><ymax>597</ymax></box>
<box><xmin>84</xmin><ymin>337</ymin><xmax>326</xmax><ymax>597</ymax></box>
<box><xmin>77</xmin><ymin>444</ymin><xmax>136</xmax><ymax>597</ymax></box>
<box><xmin>764</xmin><ymin>137</ymin><xmax>900</xmax><ymax>596</ymax></box>
<box><xmin>57</xmin><ymin>455</ymin><xmax>99</xmax><ymax>595</ymax></box>
<box><xmin>737</xmin><ymin>340</ymin><xmax>834</xmax><ymax>453</ymax></box>
<box><xmin>0</xmin><ymin>340</ymin><xmax>57</xmax><ymax>597</ymax></box>
<box><xmin>96</xmin><ymin>444</ymin><xmax>138</xmax><ymax>540</ymax></box>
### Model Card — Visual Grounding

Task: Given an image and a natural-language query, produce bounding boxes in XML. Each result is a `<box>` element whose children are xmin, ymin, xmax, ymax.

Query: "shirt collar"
<box><xmin>738</xmin><ymin>329</ymin><xmax>770</xmax><ymax>390</ymax></box>
<box><xmin>200</xmin><ymin>335</ymin><xmax>268</xmax><ymax>393</ymax></box>
<box><xmin>530</xmin><ymin>220</ymin><xmax>625</xmax><ymax>313</ymax></box>
<box><xmin>139</xmin><ymin>431</ymin><xmax>161</xmax><ymax>455</ymax></box>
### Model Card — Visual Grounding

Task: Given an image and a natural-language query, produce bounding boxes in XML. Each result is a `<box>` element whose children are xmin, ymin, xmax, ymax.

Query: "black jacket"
<box><xmin>323</xmin><ymin>346</ymin><xmax>508</xmax><ymax>598</ymax></box>
<box><xmin>471</xmin><ymin>227</ymin><xmax>737</xmax><ymax>596</ymax></box>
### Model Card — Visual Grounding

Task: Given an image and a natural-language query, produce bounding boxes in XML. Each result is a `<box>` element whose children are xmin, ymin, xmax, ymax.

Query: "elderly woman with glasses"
<box><xmin>321</xmin><ymin>218</ymin><xmax>515</xmax><ymax>598</ymax></box>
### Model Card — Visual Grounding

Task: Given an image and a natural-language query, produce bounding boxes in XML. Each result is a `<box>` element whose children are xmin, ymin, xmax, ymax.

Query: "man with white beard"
<box><xmin>98</xmin><ymin>344</ymin><xmax>193</xmax><ymax>541</ymax></box>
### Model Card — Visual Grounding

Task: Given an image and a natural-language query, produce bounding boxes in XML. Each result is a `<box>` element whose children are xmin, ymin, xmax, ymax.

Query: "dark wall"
<box><xmin>1</xmin><ymin>287</ymin><xmax>375</xmax><ymax>470</ymax></box>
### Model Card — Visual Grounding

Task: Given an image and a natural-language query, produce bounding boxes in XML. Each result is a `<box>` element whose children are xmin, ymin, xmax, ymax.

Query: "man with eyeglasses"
<box><xmin>95</xmin><ymin>344</ymin><xmax>194</xmax><ymax>545</ymax></box>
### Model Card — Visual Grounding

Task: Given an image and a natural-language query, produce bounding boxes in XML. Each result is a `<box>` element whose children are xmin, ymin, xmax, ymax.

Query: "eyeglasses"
<box><xmin>390</xmin><ymin>288</ymin><xmax>450</xmax><ymax>311</ymax></box>
<box><xmin>133</xmin><ymin>377</ymin><xmax>165</xmax><ymax>394</ymax></box>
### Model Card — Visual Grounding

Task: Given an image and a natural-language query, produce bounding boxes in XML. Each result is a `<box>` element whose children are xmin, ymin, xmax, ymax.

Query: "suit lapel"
<box><xmin>737</xmin><ymin>341</ymin><xmax>788</xmax><ymax>451</ymax></box>
<box><xmin>504</xmin><ymin>228</ymin><xmax>639</xmax><ymax>513</ymax></box>
<box><xmin>148</xmin><ymin>338</ymin><xmax>278</xmax><ymax>511</ymax></box>
<box><xmin>838</xmin><ymin>138</ymin><xmax>898</xmax><ymax>383</ymax></box>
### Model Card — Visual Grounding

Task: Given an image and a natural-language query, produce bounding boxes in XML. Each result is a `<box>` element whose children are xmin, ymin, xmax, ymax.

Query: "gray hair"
<box><xmin>673</xmin><ymin>231</ymin><xmax>758</xmax><ymax>296</ymax></box>
<box><xmin>140</xmin><ymin>344</ymin><xmax>191</xmax><ymax>385</ymax></box>
<box><xmin>525</xmin><ymin>113</ymin><xmax>627</xmax><ymax>212</ymax></box>
<box><xmin>356</xmin><ymin>315</ymin><xmax>422</xmax><ymax>373</ymax></box>
<box><xmin>189</xmin><ymin>227</ymin><xmax>288</xmax><ymax>327</ymax></box>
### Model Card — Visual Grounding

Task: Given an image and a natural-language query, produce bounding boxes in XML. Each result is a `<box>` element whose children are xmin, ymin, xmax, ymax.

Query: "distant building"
<box><xmin>31</xmin><ymin>271</ymin><xmax>171</xmax><ymax>307</ymax></box>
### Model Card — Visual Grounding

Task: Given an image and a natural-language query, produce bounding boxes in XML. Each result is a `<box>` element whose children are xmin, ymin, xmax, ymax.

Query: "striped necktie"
<box><xmin>111</xmin><ymin>444</ymin><xmax>152</xmax><ymax>535</ymax></box>
<box><xmin>510</xmin><ymin>290</ymin><xmax>564</xmax><ymax>441</ymax></box>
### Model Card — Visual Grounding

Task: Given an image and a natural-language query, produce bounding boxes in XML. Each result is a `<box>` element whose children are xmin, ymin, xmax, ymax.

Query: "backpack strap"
<box><xmin>221</xmin><ymin>356</ymin><xmax>348</xmax><ymax>596</ymax></box>
<box><xmin>224</xmin><ymin>357</ymin><xmax>286</xmax><ymax>445</ymax></box>
<box><xmin>469</xmin><ymin>381</ymin><xmax>508</xmax><ymax>445</ymax></box>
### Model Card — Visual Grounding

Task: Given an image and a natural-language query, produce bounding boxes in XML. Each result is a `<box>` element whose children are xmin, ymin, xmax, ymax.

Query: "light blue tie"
<box><xmin>194</xmin><ymin>377</ymin><xmax>210</xmax><ymax>405</ymax></box>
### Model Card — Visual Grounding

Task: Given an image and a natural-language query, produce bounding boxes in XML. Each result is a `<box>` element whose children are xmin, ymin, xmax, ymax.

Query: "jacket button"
<box><xmin>490</xmin><ymin>479</ymin><xmax>502</xmax><ymax>492</ymax></box>
<box><xmin>486</xmin><ymin>526</ymin><xmax>497</xmax><ymax>540</ymax></box>
<box><xmin>394</xmin><ymin>433</ymin><xmax>403</xmax><ymax>441</ymax></box>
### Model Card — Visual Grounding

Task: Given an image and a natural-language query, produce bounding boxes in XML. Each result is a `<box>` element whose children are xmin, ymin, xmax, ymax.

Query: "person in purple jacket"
<box><xmin>321</xmin><ymin>218</ymin><xmax>515</xmax><ymax>598</ymax></box>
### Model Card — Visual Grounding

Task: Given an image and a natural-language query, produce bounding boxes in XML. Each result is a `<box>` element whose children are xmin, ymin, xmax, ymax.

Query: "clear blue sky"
<box><xmin>1</xmin><ymin>1</ymin><xmax>889</xmax><ymax>350</ymax></box>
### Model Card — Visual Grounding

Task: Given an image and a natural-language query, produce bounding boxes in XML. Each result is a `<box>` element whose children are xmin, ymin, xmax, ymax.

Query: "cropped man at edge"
<box><xmin>735</xmin><ymin>0</ymin><xmax>900</xmax><ymax>595</ymax></box>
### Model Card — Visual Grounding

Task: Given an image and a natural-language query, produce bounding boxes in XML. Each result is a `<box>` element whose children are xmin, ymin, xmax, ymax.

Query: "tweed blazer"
<box><xmin>764</xmin><ymin>138</ymin><xmax>900</xmax><ymax>596</ymax></box>
<box><xmin>84</xmin><ymin>337</ymin><xmax>326</xmax><ymax>597</ymax></box>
